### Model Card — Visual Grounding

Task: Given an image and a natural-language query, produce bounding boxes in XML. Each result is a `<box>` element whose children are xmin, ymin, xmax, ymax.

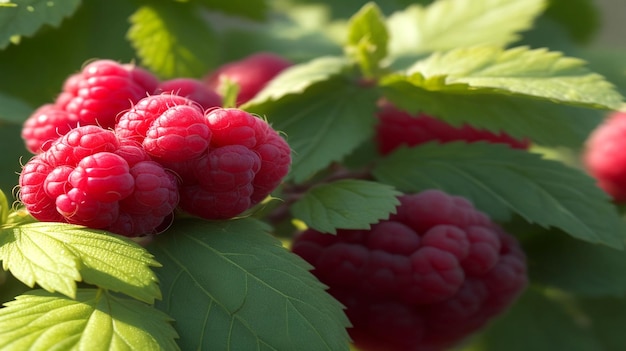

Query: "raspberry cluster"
<box><xmin>292</xmin><ymin>189</ymin><xmax>527</xmax><ymax>351</ymax></box>
<box><xmin>583</xmin><ymin>111</ymin><xmax>626</xmax><ymax>202</ymax></box>
<box><xmin>19</xmin><ymin>57</ymin><xmax>292</xmax><ymax>236</ymax></box>
<box><xmin>376</xmin><ymin>101</ymin><xmax>530</xmax><ymax>155</ymax></box>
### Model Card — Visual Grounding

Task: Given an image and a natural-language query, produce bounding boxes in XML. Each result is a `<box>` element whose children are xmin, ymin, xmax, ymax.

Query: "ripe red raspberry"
<box><xmin>376</xmin><ymin>101</ymin><xmax>529</xmax><ymax>155</ymax></box>
<box><xmin>19</xmin><ymin>125</ymin><xmax>179</xmax><ymax>237</ymax></box>
<box><xmin>583</xmin><ymin>111</ymin><xmax>626</xmax><ymax>202</ymax></box>
<box><xmin>292</xmin><ymin>190</ymin><xmax>527</xmax><ymax>351</ymax></box>
<box><xmin>55</xmin><ymin>60</ymin><xmax>159</xmax><ymax>129</ymax></box>
<box><xmin>21</xmin><ymin>104</ymin><xmax>79</xmax><ymax>154</ymax></box>
<box><xmin>203</xmin><ymin>52</ymin><xmax>292</xmax><ymax>105</ymax></box>
<box><xmin>176</xmin><ymin>108</ymin><xmax>291</xmax><ymax>219</ymax></box>
<box><xmin>157</xmin><ymin>78</ymin><xmax>222</xmax><ymax>110</ymax></box>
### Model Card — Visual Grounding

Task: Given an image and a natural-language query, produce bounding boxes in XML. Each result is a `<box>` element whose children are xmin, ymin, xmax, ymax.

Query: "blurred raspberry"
<box><xmin>157</xmin><ymin>78</ymin><xmax>222</xmax><ymax>110</ymax></box>
<box><xmin>292</xmin><ymin>189</ymin><xmax>527</xmax><ymax>351</ymax></box>
<box><xmin>203</xmin><ymin>52</ymin><xmax>292</xmax><ymax>105</ymax></box>
<box><xmin>55</xmin><ymin>59</ymin><xmax>159</xmax><ymax>129</ymax></box>
<box><xmin>376</xmin><ymin>101</ymin><xmax>530</xmax><ymax>155</ymax></box>
<box><xmin>583</xmin><ymin>111</ymin><xmax>626</xmax><ymax>202</ymax></box>
<box><xmin>19</xmin><ymin>125</ymin><xmax>179</xmax><ymax>237</ymax></box>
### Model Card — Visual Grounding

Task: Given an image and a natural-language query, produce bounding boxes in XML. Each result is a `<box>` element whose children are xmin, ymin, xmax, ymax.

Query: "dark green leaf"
<box><xmin>372</xmin><ymin>142</ymin><xmax>625</xmax><ymax>249</ymax></box>
<box><xmin>579</xmin><ymin>297</ymin><xmax>626</xmax><ymax>351</ymax></box>
<box><xmin>196</xmin><ymin>0</ymin><xmax>267</xmax><ymax>21</ymax></box>
<box><xmin>0</xmin><ymin>289</ymin><xmax>179</xmax><ymax>351</ymax></box>
<box><xmin>127</xmin><ymin>2</ymin><xmax>218</xmax><ymax>79</ymax></box>
<box><xmin>150</xmin><ymin>218</ymin><xmax>351</xmax><ymax>351</ymax></box>
<box><xmin>380</xmin><ymin>72</ymin><xmax>605</xmax><ymax>147</ymax></box>
<box><xmin>470</xmin><ymin>288</ymin><xmax>603</xmax><ymax>351</ymax></box>
<box><xmin>247</xmin><ymin>76</ymin><xmax>379</xmax><ymax>183</ymax></box>
<box><xmin>0</xmin><ymin>0</ymin><xmax>81</xmax><ymax>49</ymax></box>
<box><xmin>292</xmin><ymin>179</ymin><xmax>401</xmax><ymax>234</ymax></box>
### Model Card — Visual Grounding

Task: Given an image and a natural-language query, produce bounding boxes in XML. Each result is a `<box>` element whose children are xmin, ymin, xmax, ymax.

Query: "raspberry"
<box><xmin>203</xmin><ymin>52</ymin><xmax>292</xmax><ymax>105</ymax></box>
<box><xmin>176</xmin><ymin>108</ymin><xmax>291</xmax><ymax>219</ymax></box>
<box><xmin>56</xmin><ymin>59</ymin><xmax>159</xmax><ymax>129</ymax></box>
<box><xmin>21</xmin><ymin>104</ymin><xmax>79</xmax><ymax>154</ymax></box>
<box><xmin>157</xmin><ymin>78</ymin><xmax>222</xmax><ymax>110</ymax></box>
<box><xmin>376</xmin><ymin>101</ymin><xmax>530</xmax><ymax>155</ymax></box>
<box><xmin>19</xmin><ymin>125</ymin><xmax>179</xmax><ymax>237</ymax></box>
<box><xmin>583</xmin><ymin>111</ymin><xmax>626</xmax><ymax>202</ymax></box>
<box><xmin>292</xmin><ymin>190</ymin><xmax>527</xmax><ymax>351</ymax></box>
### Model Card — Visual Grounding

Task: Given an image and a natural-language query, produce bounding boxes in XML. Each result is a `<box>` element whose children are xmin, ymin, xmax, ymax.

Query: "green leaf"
<box><xmin>380</xmin><ymin>71</ymin><xmax>605</xmax><ymax>148</ymax></box>
<box><xmin>292</xmin><ymin>179</ymin><xmax>401</xmax><ymax>234</ymax></box>
<box><xmin>247</xmin><ymin>76</ymin><xmax>379</xmax><ymax>183</ymax></box>
<box><xmin>372</xmin><ymin>142</ymin><xmax>625</xmax><ymax>249</ymax></box>
<box><xmin>345</xmin><ymin>2</ymin><xmax>389</xmax><ymax>78</ymax></box>
<box><xmin>0</xmin><ymin>0</ymin><xmax>81</xmax><ymax>49</ymax></box>
<box><xmin>579</xmin><ymin>296</ymin><xmax>626</xmax><ymax>351</ymax></box>
<box><xmin>407</xmin><ymin>46</ymin><xmax>623</xmax><ymax>109</ymax></box>
<box><xmin>470</xmin><ymin>288</ymin><xmax>603</xmax><ymax>351</ymax></box>
<box><xmin>243</xmin><ymin>56</ymin><xmax>351</xmax><ymax>107</ymax></box>
<box><xmin>197</xmin><ymin>0</ymin><xmax>267</xmax><ymax>20</ymax></box>
<box><xmin>387</xmin><ymin>0</ymin><xmax>546</xmax><ymax>58</ymax></box>
<box><xmin>0</xmin><ymin>92</ymin><xmax>33</xmax><ymax>124</ymax></box>
<box><xmin>524</xmin><ymin>230</ymin><xmax>626</xmax><ymax>297</ymax></box>
<box><xmin>0</xmin><ymin>222</ymin><xmax>161</xmax><ymax>303</ymax></box>
<box><xmin>0</xmin><ymin>289</ymin><xmax>179</xmax><ymax>351</ymax></box>
<box><xmin>127</xmin><ymin>2</ymin><xmax>218</xmax><ymax>79</ymax></box>
<box><xmin>150</xmin><ymin>218</ymin><xmax>351</xmax><ymax>351</ymax></box>
<box><xmin>0</xmin><ymin>188</ymin><xmax>8</xmax><ymax>225</ymax></box>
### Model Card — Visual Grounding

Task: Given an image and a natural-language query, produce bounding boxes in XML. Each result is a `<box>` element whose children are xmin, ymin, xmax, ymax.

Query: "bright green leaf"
<box><xmin>372</xmin><ymin>142</ymin><xmax>625</xmax><ymax>249</ymax></box>
<box><xmin>408</xmin><ymin>46</ymin><xmax>623</xmax><ymax>109</ymax></box>
<box><xmin>387</xmin><ymin>0</ymin><xmax>546</xmax><ymax>58</ymax></box>
<box><xmin>524</xmin><ymin>230</ymin><xmax>626</xmax><ymax>297</ymax></box>
<box><xmin>0</xmin><ymin>0</ymin><xmax>81</xmax><ymax>49</ymax></box>
<box><xmin>150</xmin><ymin>218</ymin><xmax>351</xmax><ymax>351</ymax></box>
<box><xmin>0</xmin><ymin>289</ymin><xmax>179</xmax><ymax>351</ymax></box>
<box><xmin>292</xmin><ymin>179</ymin><xmax>401</xmax><ymax>234</ymax></box>
<box><xmin>0</xmin><ymin>92</ymin><xmax>33</xmax><ymax>124</ymax></box>
<box><xmin>127</xmin><ymin>2</ymin><xmax>218</xmax><ymax>79</ymax></box>
<box><xmin>345</xmin><ymin>2</ymin><xmax>389</xmax><ymax>78</ymax></box>
<box><xmin>243</xmin><ymin>56</ymin><xmax>351</xmax><ymax>107</ymax></box>
<box><xmin>196</xmin><ymin>0</ymin><xmax>267</xmax><ymax>20</ymax></box>
<box><xmin>247</xmin><ymin>75</ymin><xmax>379</xmax><ymax>183</ymax></box>
<box><xmin>0</xmin><ymin>222</ymin><xmax>161</xmax><ymax>303</ymax></box>
<box><xmin>380</xmin><ymin>72</ymin><xmax>605</xmax><ymax>148</ymax></box>
<box><xmin>470</xmin><ymin>288</ymin><xmax>603</xmax><ymax>351</ymax></box>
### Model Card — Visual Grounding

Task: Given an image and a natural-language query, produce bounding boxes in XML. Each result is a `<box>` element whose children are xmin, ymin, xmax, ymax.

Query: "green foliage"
<box><xmin>291</xmin><ymin>179</ymin><xmax>401</xmax><ymax>233</ymax></box>
<box><xmin>0</xmin><ymin>222</ymin><xmax>161</xmax><ymax>303</ymax></box>
<box><xmin>0</xmin><ymin>289</ymin><xmax>179</xmax><ymax>351</ymax></box>
<box><xmin>149</xmin><ymin>218</ymin><xmax>351</xmax><ymax>351</ymax></box>
<box><xmin>372</xmin><ymin>142</ymin><xmax>626</xmax><ymax>249</ymax></box>
<box><xmin>0</xmin><ymin>0</ymin><xmax>81</xmax><ymax>49</ymax></box>
<box><xmin>345</xmin><ymin>2</ymin><xmax>389</xmax><ymax>78</ymax></box>
<box><xmin>0</xmin><ymin>93</ymin><xmax>33</xmax><ymax>125</ymax></box>
<box><xmin>127</xmin><ymin>2</ymin><xmax>218</xmax><ymax>79</ymax></box>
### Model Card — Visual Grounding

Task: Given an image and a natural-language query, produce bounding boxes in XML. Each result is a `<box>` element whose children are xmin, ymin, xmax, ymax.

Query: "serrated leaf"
<box><xmin>0</xmin><ymin>92</ymin><xmax>33</xmax><ymax>124</ymax></box>
<box><xmin>470</xmin><ymin>288</ymin><xmax>603</xmax><ymax>351</ymax></box>
<box><xmin>247</xmin><ymin>77</ymin><xmax>379</xmax><ymax>183</ymax></box>
<box><xmin>524</xmin><ymin>229</ymin><xmax>626</xmax><ymax>297</ymax></box>
<box><xmin>150</xmin><ymin>218</ymin><xmax>351</xmax><ymax>351</ymax></box>
<box><xmin>292</xmin><ymin>179</ymin><xmax>401</xmax><ymax>234</ymax></box>
<box><xmin>380</xmin><ymin>71</ymin><xmax>605</xmax><ymax>148</ymax></box>
<box><xmin>0</xmin><ymin>289</ymin><xmax>179</xmax><ymax>351</ymax></box>
<box><xmin>196</xmin><ymin>0</ymin><xmax>267</xmax><ymax>21</ymax></box>
<box><xmin>243</xmin><ymin>56</ymin><xmax>351</xmax><ymax>107</ymax></box>
<box><xmin>407</xmin><ymin>46</ymin><xmax>623</xmax><ymax>109</ymax></box>
<box><xmin>345</xmin><ymin>2</ymin><xmax>389</xmax><ymax>78</ymax></box>
<box><xmin>372</xmin><ymin>142</ymin><xmax>625</xmax><ymax>249</ymax></box>
<box><xmin>387</xmin><ymin>0</ymin><xmax>546</xmax><ymax>58</ymax></box>
<box><xmin>0</xmin><ymin>0</ymin><xmax>81</xmax><ymax>49</ymax></box>
<box><xmin>0</xmin><ymin>222</ymin><xmax>161</xmax><ymax>303</ymax></box>
<box><xmin>127</xmin><ymin>2</ymin><xmax>218</xmax><ymax>79</ymax></box>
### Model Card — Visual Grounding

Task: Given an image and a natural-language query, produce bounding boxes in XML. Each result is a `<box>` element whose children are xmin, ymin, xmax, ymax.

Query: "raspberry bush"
<box><xmin>1</xmin><ymin>1</ymin><xmax>626</xmax><ymax>350</ymax></box>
